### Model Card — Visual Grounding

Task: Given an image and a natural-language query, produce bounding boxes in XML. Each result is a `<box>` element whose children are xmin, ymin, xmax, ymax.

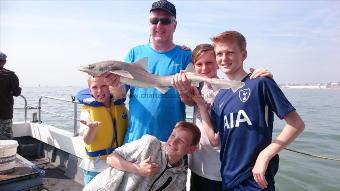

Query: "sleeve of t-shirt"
<box><xmin>79</xmin><ymin>110</ymin><xmax>90</xmax><ymax>136</ymax></box>
<box><xmin>122</xmin><ymin>50</ymin><xmax>134</xmax><ymax>91</ymax></box>
<box><xmin>124</xmin><ymin>48</ymin><xmax>134</xmax><ymax>63</ymax></box>
<box><xmin>261</xmin><ymin>77</ymin><xmax>296</xmax><ymax>119</ymax></box>
<box><xmin>179</xmin><ymin>48</ymin><xmax>192</xmax><ymax>70</ymax></box>
<box><xmin>185</xmin><ymin>50</ymin><xmax>192</xmax><ymax>68</ymax></box>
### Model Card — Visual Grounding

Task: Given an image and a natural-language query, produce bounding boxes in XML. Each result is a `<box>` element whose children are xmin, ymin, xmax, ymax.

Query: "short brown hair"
<box><xmin>192</xmin><ymin>44</ymin><xmax>215</xmax><ymax>64</ymax></box>
<box><xmin>174</xmin><ymin>121</ymin><xmax>201</xmax><ymax>146</ymax></box>
<box><xmin>211</xmin><ymin>31</ymin><xmax>247</xmax><ymax>50</ymax></box>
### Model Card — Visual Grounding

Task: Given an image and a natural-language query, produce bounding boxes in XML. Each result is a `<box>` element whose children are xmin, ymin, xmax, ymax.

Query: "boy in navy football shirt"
<box><xmin>193</xmin><ymin>31</ymin><xmax>305</xmax><ymax>191</ymax></box>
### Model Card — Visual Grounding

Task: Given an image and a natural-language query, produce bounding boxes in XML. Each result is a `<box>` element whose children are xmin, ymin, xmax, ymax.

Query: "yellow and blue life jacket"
<box><xmin>82</xmin><ymin>100</ymin><xmax>128</xmax><ymax>160</ymax></box>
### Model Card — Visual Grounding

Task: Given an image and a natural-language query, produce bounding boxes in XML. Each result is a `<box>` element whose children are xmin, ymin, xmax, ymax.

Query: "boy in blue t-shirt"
<box><xmin>193</xmin><ymin>31</ymin><xmax>305</xmax><ymax>191</ymax></box>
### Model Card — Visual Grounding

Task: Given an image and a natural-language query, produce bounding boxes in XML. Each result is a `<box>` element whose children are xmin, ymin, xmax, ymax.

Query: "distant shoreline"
<box><xmin>280</xmin><ymin>82</ymin><xmax>340</xmax><ymax>89</ymax></box>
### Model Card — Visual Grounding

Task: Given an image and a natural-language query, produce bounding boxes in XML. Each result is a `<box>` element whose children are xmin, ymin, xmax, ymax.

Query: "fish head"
<box><xmin>79</xmin><ymin>61</ymin><xmax>120</xmax><ymax>76</ymax></box>
<box><xmin>79</xmin><ymin>64</ymin><xmax>99</xmax><ymax>76</ymax></box>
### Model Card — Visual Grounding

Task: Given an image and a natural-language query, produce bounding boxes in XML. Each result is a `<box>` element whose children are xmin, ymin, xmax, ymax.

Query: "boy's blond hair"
<box><xmin>211</xmin><ymin>31</ymin><xmax>247</xmax><ymax>51</ymax></box>
<box><xmin>87</xmin><ymin>76</ymin><xmax>95</xmax><ymax>87</ymax></box>
<box><xmin>174</xmin><ymin>121</ymin><xmax>201</xmax><ymax>146</ymax></box>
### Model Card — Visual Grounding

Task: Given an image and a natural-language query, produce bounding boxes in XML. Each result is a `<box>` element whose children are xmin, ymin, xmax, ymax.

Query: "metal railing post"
<box><xmin>36</xmin><ymin>95</ymin><xmax>79</xmax><ymax>135</ymax></box>
<box><xmin>19</xmin><ymin>95</ymin><xmax>28</xmax><ymax>123</ymax></box>
<box><xmin>73</xmin><ymin>100</ymin><xmax>78</xmax><ymax>136</ymax></box>
<box><xmin>38</xmin><ymin>96</ymin><xmax>43</xmax><ymax>123</ymax></box>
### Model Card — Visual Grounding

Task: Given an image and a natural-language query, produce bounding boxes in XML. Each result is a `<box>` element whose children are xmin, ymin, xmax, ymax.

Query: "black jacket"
<box><xmin>0</xmin><ymin>68</ymin><xmax>21</xmax><ymax>119</ymax></box>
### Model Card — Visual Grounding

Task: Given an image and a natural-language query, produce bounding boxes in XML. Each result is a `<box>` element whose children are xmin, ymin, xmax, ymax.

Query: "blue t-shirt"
<box><xmin>124</xmin><ymin>44</ymin><xmax>191</xmax><ymax>142</ymax></box>
<box><xmin>211</xmin><ymin>74</ymin><xmax>295</xmax><ymax>190</ymax></box>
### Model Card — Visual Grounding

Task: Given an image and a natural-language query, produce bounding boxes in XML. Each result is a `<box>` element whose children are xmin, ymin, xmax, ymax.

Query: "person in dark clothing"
<box><xmin>0</xmin><ymin>51</ymin><xmax>21</xmax><ymax>139</ymax></box>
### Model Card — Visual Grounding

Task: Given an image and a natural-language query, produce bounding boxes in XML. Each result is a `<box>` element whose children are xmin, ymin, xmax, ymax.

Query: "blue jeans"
<box><xmin>0</xmin><ymin>119</ymin><xmax>13</xmax><ymax>140</ymax></box>
<box><xmin>83</xmin><ymin>170</ymin><xmax>99</xmax><ymax>185</ymax></box>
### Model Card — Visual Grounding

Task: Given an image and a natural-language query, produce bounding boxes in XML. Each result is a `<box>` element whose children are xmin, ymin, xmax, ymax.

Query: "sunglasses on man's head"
<box><xmin>150</xmin><ymin>17</ymin><xmax>174</xmax><ymax>25</ymax></box>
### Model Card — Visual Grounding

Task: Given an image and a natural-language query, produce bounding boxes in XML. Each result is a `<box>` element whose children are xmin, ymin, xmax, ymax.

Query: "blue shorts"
<box><xmin>83</xmin><ymin>170</ymin><xmax>99</xmax><ymax>185</ymax></box>
<box><xmin>225</xmin><ymin>176</ymin><xmax>275</xmax><ymax>191</ymax></box>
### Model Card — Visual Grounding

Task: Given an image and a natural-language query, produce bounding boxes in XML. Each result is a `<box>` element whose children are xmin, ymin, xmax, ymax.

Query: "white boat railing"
<box><xmin>38</xmin><ymin>96</ymin><xmax>79</xmax><ymax>136</ymax></box>
<box><xmin>15</xmin><ymin>94</ymin><xmax>193</xmax><ymax>137</ymax></box>
<box><xmin>15</xmin><ymin>95</ymin><xmax>80</xmax><ymax>136</ymax></box>
<box><xmin>18</xmin><ymin>95</ymin><xmax>28</xmax><ymax>123</ymax></box>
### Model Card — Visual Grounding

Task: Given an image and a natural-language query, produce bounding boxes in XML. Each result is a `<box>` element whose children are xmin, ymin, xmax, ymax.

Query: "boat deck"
<box><xmin>36</xmin><ymin>158</ymin><xmax>83</xmax><ymax>191</ymax></box>
<box><xmin>0</xmin><ymin>155</ymin><xmax>83</xmax><ymax>191</ymax></box>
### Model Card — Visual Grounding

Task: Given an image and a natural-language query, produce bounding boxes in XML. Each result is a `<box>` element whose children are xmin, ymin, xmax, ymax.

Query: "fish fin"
<box><xmin>184</xmin><ymin>63</ymin><xmax>195</xmax><ymax>73</ymax></box>
<box><xmin>156</xmin><ymin>87</ymin><xmax>169</xmax><ymax>94</ymax></box>
<box><xmin>110</xmin><ymin>70</ymin><xmax>134</xmax><ymax>79</ymax></box>
<box><xmin>132</xmin><ymin>57</ymin><xmax>148</xmax><ymax>70</ymax></box>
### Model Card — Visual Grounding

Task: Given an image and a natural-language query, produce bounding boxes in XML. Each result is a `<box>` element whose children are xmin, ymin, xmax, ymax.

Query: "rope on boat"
<box><xmin>284</xmin><ymin>148</ymin><xmax>340</xmax><ymax>161</ymax></box>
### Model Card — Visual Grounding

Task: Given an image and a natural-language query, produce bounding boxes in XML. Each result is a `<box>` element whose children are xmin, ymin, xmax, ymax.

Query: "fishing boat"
<box><xmin>2</xmin><ymin>92</ymin><xmax>339</xmax><ymax>191</ymax></box>
<box><xmin>1</xmin><ymin>95</ymin><xmax>84</xmax><ymax>191</ymax></box>
<box><xmin>2</xmin><ymin>92</ymin><xmax>194</xmax><ymax>191</ymax></box>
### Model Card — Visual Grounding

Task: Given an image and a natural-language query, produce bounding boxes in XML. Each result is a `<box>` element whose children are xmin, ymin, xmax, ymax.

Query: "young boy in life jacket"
<box><xmin>79</xmin><ymin>76</ymin><xmax>128</xmax><ymax>184</ymax></box>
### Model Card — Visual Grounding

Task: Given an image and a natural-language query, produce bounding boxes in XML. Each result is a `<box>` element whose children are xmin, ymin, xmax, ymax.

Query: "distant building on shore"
<box><xmin>280</xmin><ymin>82</ymin><xmax>340</xmax><ymax>89</ymax></box>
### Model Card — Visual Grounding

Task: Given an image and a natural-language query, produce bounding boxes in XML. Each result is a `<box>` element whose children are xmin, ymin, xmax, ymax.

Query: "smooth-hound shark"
<box><xmin>79</xmin><ymin>58</ymin><xmax>244</xmax><ymax>94</ymax></box>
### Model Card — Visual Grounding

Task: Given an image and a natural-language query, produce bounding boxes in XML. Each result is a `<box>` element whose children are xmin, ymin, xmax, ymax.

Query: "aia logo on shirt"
<box><xmin>239</xmin><ymin>88</ymin><xmax>250</xmax><ymax>103</ymax></box>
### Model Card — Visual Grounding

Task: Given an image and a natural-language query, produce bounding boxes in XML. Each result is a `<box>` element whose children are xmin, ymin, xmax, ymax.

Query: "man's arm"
<box><xmin>106</xmin><ymin>153</ymin><xmax>160</xmax><ymax>177</ymax></box>
<box><xmin>103</xmin><ymin>73</ymin><xmax>129</xmax><ymax>99</ymax></box>
<box><xmin>252</xmin><ymin>111</ymin><xmax>305</xmax><ymax>189</ymax></box>
<box><xmin>10</xmin><ymin>73</ymin><xmax>21</xmax><ymax>96</ymax></box>
<box><xmin>109</xmin><ymin>84</ymin><xmax>127</xmax><ymax>101</ymax></box>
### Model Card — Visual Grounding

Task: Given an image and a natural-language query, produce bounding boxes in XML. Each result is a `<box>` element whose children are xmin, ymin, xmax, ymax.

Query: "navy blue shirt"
<box><xmin>211</xmin><ymin>74</ymin><xmax>295</xmax><ymax>190</ymax></box>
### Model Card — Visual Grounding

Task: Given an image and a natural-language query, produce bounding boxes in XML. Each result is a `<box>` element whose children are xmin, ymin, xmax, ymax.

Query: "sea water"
<box><xmin>13</xmin><ymin>86</ymin><xmax>340</xmax><ymax>190</ymax></box>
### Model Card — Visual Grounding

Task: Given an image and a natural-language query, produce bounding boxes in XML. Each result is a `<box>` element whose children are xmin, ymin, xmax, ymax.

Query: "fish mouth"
<box><xmin>78</xmin><ymin>68</ymin><xmax>96</xmax><ymax>76</ymax></box>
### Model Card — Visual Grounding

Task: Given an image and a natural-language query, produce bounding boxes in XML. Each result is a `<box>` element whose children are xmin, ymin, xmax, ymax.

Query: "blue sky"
<box><xmin>1</xmin><ymin>0</ymin><xmax>339</xmax><ymax>87</ymax></box>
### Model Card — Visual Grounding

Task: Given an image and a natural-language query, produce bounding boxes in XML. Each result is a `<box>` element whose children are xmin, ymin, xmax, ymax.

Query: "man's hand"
<box><xmin>137</xmin><ymin>156</ymin><xmax>160</xmax><ymax>177</ymax></box>
<box><xmin>180</xmin><ymin>45</ymin><xmax>191</xmax><ymax>51</ymax></box>
<box><xmin>249</xmin><ymin>68</ymin><xmax>273</xmax><ymax>79</ymax></box>
<box><xmin>103</xmin><ymin>73</ymin><xmax>121</xmax><ymax>87</ymax></box>
<box><xmin>171</xmin><ymin>71</ymin><xmax>192</xmax><ymax>94</ymax></box>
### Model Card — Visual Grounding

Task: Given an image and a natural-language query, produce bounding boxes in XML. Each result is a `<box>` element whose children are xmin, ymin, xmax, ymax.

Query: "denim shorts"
<box><xmin>83</xmin><ymin>170</ymin><xmax>99</xmax><ymax>185</ymax></box>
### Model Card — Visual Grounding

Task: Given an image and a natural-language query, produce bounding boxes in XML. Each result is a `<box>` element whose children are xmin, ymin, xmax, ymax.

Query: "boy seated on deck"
<box><xmin>82</xmin><ymin>121</ymin><xmax>201</xmax><ymax>191</ymax></box>
<box><xmin>78</xmin><ymin>76</ymin><xmax>128</xmax><ymax>184</ymax></box>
